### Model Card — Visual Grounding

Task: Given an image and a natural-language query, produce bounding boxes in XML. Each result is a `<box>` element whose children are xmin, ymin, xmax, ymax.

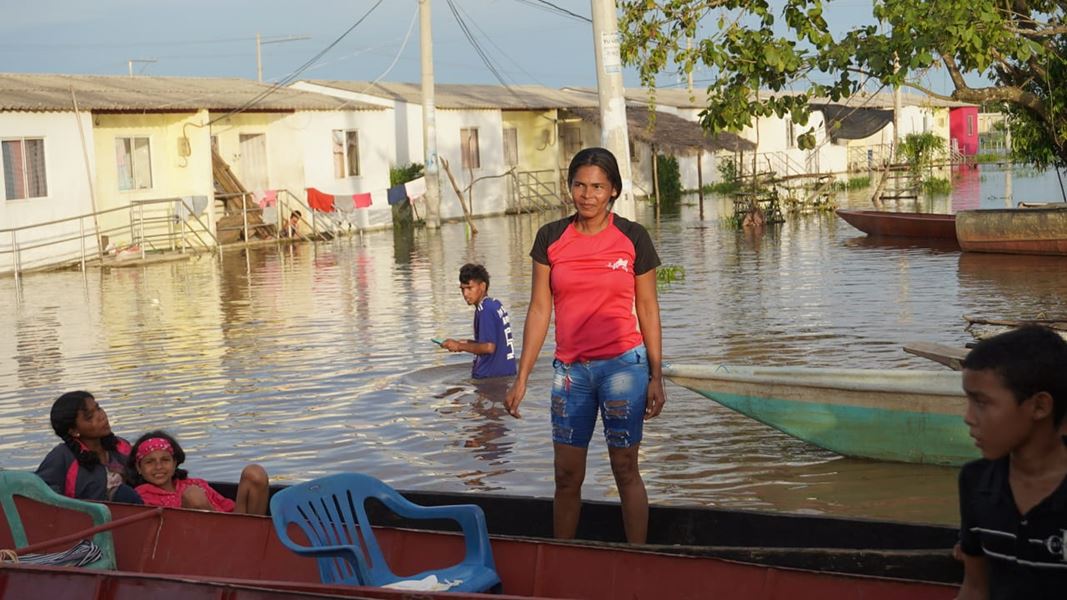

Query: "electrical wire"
<box><xmin>444</xmin><ymin>0</ymin><xmax>516</xmax><ymax>90</ymax></box>
<box><xmin>511</xmin><ymin>0</ymin><xmax>591</xmax><ymax>23</ymax></box>
<box><xmin>207</xmin><ymin>0</ymin><xmax>385</xmax><ymax>126</ymax></box>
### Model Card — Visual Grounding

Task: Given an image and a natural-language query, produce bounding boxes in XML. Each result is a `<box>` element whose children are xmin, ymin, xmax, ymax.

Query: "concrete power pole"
<box><xmin>590</xmin><ymin>0</ymin><xmax>635</xmax><ymax>219</ymax></box>
<box><xmin>419</xmin><ymin>0</ymin><xmax>442</xmax><ymax>228</ymax></box>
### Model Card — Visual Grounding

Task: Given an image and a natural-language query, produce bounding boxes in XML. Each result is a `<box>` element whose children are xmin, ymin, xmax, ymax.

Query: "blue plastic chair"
<box><xmin>269</xmin><ymin>473</ymin><xmax>500</xmax><ymax>593</ymax></box>
<box><xmin>0</xmin><ymin>470</ymin><xmax>116</xmax><ymax>569</ymax></box>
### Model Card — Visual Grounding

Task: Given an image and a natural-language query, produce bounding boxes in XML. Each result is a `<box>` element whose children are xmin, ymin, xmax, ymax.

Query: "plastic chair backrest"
<box><xmin>0</xmin><ymin>470</ymin><xmax>116</xmax><ymax>570</ymax></box>
<box><xmin>270</xmin><ymin>473</ymin><xmax>397</xmax><ymax>586</ymax></box>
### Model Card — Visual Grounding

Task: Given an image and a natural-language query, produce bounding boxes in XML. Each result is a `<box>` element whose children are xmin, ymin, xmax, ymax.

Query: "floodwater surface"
<box><xmin>2</xmin><ymin>164</ymin><xmax>1065</xmax><ymax>527</ymax></box>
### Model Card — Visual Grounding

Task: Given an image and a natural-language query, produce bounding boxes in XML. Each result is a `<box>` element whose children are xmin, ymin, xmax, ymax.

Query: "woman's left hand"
<box><xmin>645</xmin><ymin>376</ymin><xmax>666</xmax><ymax>420</ymax></box>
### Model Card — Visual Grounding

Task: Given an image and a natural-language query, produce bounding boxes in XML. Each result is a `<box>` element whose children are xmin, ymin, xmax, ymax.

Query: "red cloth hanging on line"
<box><xmin>306</xmin><ymin>188</ymin><xmax>336</xmax><ymax>213</ymax></box>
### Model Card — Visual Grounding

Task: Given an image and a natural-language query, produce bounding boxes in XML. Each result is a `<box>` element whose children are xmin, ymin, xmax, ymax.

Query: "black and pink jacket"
<box><xmin>35</xmin><ymin>438</ymin><xmax>133</xmax><ymax>500</ymax></box>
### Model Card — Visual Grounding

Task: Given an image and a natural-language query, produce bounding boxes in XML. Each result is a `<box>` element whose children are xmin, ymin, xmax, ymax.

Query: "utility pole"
<box><xmin>590</xmin><ymin>0</ymin><xmax>634</xmax><ymax>219</ymax></box>
<box><xmin>420</xmin><ymin>0</ymin><xmax>441</xmax><ymax>228</ymax></box>
<box><xmin>127</xmin><ymin>59</ymin><xmax>157</xmax><ymax>77</ymax></box>
<box><xmin>256</xmin><ymin>34</ymin><xmax>310</xmax><ymax>83</ymax></box>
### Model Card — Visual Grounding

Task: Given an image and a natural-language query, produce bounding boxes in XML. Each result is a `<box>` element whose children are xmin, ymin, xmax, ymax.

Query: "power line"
<box><xmin>444</xmin><ymin>0</ymin><xmax>514</xmax><ymax>90</ymax></box>
<box><xmin>511</xmin><ymin>0</ymin><xmax>591</xmax><ymax>23</ymax></box>
<box><xmin>454</xmin><ymin>1</ymin><xmax>545</xmax><ymax>87</ymax></box>
<box><xmin>208</xmin><ymin>0</ymin><xmax>385</xmax><ymax>126</ymax></box>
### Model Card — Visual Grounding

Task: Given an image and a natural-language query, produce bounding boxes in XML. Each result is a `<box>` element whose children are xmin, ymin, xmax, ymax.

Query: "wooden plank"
<box><xmin>903</xmin><ymin>342</ymin><xmax>969</xmax><ymax>371</ymax></box>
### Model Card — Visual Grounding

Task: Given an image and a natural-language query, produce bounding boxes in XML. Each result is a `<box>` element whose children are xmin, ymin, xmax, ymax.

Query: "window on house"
<box><xmin>562</xmin><ymin>125</ymin><xmax>583</xmax><ymax>157</ymax></box>
<box><xmin>966</xmin><ymin>115</ymin><xmax>975</xmax><ymax>136</ymax></box>
<box><xmin>2</xmin><ymin>138</ymin><xmax>47</xmax><ymax>200</ymax></box>
<box><xmin>786</xmin><ymin>118</ymin><xmax>796</xmax><ymax>148</ymax></box>
<box><xmin>629</xmin><ymin>137</ymin><xmax>638</xmax><ymax>162</ymax></box>
<box><xmin>115</xmin><ymin>137</ymin><xmax>153</xmax><ymax>190</ymax></box>
<box><xmin>503</xmin><ymin>127</ymin><xmax>519</xmax><ymax>166</ymax></box>
<box><xmin>333</xmin><ymin>130</ymin><xmax>360</xmax><ymax>178</ymax></box>
<box><xmin>461</xmin><ymin>128</ymin><xmax>480</xmax><ymax>169</ymax></box>
<box><xmin>210</xmin><ymin>135</ymin><xmax>219</xmax><ymax>155</ymax></box>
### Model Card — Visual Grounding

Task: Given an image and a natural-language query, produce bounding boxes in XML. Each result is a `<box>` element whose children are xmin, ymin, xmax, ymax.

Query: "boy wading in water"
<box><xmin>956</xmin><ymin>325</ymin><xmax>1067</xmax><ymax>599</ymax></box>
<box><xmin>441</xmin><ymin>263</ymin><xmax>516</xmax><ymax>379</ymax></box>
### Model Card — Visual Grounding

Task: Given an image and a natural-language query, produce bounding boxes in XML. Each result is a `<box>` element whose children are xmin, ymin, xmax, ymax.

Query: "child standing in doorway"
<box><xmin>127</xmin><ymin>430</ymin><xmax>269</xmax><ymax>515</ymax></box>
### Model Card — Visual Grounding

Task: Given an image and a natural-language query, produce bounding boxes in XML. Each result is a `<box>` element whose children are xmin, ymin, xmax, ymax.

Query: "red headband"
<box><xmin>136</xmin><ymin>437</ymin><xmax>173</xmax><ymax>462</ymax></box>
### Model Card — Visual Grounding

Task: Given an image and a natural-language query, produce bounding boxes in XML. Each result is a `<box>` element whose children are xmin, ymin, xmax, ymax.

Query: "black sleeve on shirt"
<box><xmin>530</xmin><ymin>217</ymin><xmax>572</xmax><ymax>266</ymax></box>
<box><xmin>958</xmin><ymin>460</ymin><xmax>985</xmax><ymax>556</ymax></box>
<box><xmin>35</xmin><ymin>444</ymin><xmax>72</xmax><ymax>494</ymax></box>
<box><xmin>615</xmin><ymin>215</ymin><xmax>662</xmax><ymax>275</ymax></box>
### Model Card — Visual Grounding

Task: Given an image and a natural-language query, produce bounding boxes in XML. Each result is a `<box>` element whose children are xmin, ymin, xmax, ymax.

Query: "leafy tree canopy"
<box><xmin>619</xmin><ymin>1</ymin><xmax>1067</xmax><ymax>167</ymax></box>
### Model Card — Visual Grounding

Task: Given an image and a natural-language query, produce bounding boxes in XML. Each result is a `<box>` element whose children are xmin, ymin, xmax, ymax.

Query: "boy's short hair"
<box><xmin>459</xmin><ymin>263</ymin><xmax>490</xmax><ymax>289</ymax></box>
<box><xmin>962</xmin><ymin>325</ymin><xmax>1067</xmax><ymax>426</ymax></box>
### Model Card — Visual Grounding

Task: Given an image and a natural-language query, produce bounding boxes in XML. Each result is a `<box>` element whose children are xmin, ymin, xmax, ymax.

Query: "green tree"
<box><xmin>619</xmin><ymin>1</ymin><xmax>1067</xmax><ymax>168</ymax></box>
<box><xmin>899</xmin><ymin>132</ymin><xmax>945</xmax><ymax>172</ymax></box>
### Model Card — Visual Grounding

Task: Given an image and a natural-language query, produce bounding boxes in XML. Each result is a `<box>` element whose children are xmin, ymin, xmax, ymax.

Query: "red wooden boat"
<box><xmin>836</xmin><ymin>210</ymin><xmax>958</xmax><ymax>241</ymax></box>
<box><xmin>1</xmin><ymin>485</ymin><xmax>959</xmax><ymax>599</ymax></box>
<box><xmin>955</xmin><ymin>205</ymin><xmax>1067</xmax><ymax>255</ymax></box>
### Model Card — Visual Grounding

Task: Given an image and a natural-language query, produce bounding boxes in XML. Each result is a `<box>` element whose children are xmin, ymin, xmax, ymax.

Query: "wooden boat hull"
<box><xmin>664</xmin><ymin>364</ymin><xmax>976</xmax><ymax>465</ymax></box>
<box><xmin>1</xmin><ymin>496</ymin><xmax>957</xmax><ymax>599</ymax></box>
<box><xmin>836</xmin><ymin>210</ymin><xmax>958</xmax><ymax>241</ymax></box>
<box><xmin>955</xmin><ymin>205</ymin><xmax>1067</xmax><ymax>255</ymax></box>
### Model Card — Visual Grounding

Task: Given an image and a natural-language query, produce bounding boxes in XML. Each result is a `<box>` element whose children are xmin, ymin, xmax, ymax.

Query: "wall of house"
<box><xmin>502</xmin><ymin>109</ymin><xmax>565</xmax><ymax>205</ymax></box>
<box><xmin>294</xmin><ymin>109</ymin><xmax>395</xmax><ymax>230</ymax></box>
<box><xmin>91</xmin><ymin>110</ymin><xmax>213</xmax><ymax>250</ymax></box>
<box><xmin>737</xmin><ymin>110</ymin><xmax>846</xmax><ymax>176</ymax></box>
<box><xmin>432</xmin><ymin>108</ymin><xmax>508</xmax><ymax>219</ymax></box>
<box><xmin>0</xmin><ymin>110</ymin><xmax>99</xmax><ymax>273</ymax></box>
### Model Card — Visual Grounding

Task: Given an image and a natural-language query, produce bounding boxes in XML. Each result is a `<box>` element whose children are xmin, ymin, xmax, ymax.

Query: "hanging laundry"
<box><xmin>387</xmin><ymin>184</ymin><xmax>408</xmax><ymax>206</ymax></box>
<box><xmin>307</xmin><ymin>188</ymin><xmax>336</xmax><ymax>213</ymax></box>
<box><xmin>174</xmin><ymin>195</ymin><xmax>210</xmax><ymax>221</ymax></box>
<box><xmin>404</xmin><ymin>177</ymin><xmax>426</xmax><ymax>202</ymax></box>
<box><xmin>371</xmin><ymin>189</ymin><xmax>388</xmax><ymax>208</ymax></box>
<box><xmin>256</xmin><ymin>189</ymin><xmax>278</xmax><ymax>208</ymax></box>
<box><xmin>353</xmin><ymin>192</ymin><xmax>373</xmax><ymax>209</ymax></box>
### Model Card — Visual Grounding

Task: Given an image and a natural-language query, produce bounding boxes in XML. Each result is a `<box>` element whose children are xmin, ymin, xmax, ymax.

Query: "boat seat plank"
<box><xmin>903</xmin><ymin>342</ymin><xmax>969</xmax><ymax>371</ymax></box>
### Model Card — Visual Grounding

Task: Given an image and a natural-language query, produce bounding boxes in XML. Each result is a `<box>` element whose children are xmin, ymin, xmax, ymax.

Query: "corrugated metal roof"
<box><xmin>0</xmin><ymin>73</ymin><xmax>381</xmax><ymax>112</ymax></box>
<box><xmin>566</xmin><ymin>106</ymin><xmax>754</xmax><ymax>153</ymax></box>
<box><xmin>305</xmin><ymin>80</ymin><xmax>599</xmax><ymax>110</ymax></box>
<box><xmin>613</xmin><ymin>87</ymin><xmax>977</xmax><ymax>110</ymax></box>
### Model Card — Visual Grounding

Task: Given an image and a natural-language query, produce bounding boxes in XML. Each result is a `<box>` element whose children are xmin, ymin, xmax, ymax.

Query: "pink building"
<box><xmin>949</xmin><ymin>106</ymin><xmax>980</xmax><ymax>156</ymax></box>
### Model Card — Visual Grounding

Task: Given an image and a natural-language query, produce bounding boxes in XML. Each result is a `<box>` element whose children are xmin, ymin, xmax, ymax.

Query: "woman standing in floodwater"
<box><xmin>505</xmin><ymin>147</ymin><xmax>666</xmax><ymax>544</ymax></box>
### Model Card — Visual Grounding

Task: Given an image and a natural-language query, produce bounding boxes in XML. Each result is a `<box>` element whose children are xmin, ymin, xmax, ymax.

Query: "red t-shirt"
<box><xmin>530</xmin><ymin>213</ymin><xmax>660</xmax><ymax>362</ymax></box>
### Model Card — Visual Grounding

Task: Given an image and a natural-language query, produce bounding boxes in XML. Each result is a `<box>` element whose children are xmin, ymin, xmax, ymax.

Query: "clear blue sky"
<box><xmin>1</xmin><ymin>0</ymin><xmax>950</xmax><ymax>92</ymax></box>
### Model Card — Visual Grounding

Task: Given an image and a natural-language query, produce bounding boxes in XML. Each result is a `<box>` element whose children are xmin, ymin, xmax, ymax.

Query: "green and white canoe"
<box><xmin>664</xmin><ymin>363</ymin><xmax>976</xmax><ymax>466</ymax></box>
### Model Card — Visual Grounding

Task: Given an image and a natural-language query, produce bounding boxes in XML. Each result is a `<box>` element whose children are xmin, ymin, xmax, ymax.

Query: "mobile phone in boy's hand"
<box><xmin>431</xmin><ymin>338</ymin><xmax>445</xmax><ymax>347</ymax></box>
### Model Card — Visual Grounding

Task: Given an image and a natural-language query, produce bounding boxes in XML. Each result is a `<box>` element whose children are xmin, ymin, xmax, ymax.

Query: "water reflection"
<box><xmin>2</xmin><ymin>170</ymin><xmax>1065</xmax><ymax>527</ymax></box>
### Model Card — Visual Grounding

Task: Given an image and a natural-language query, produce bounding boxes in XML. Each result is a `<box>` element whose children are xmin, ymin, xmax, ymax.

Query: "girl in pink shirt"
<box><xmin>127</xmin><ymin>430</ymin><xmax>269</xmax><ymax>514</ymax></box>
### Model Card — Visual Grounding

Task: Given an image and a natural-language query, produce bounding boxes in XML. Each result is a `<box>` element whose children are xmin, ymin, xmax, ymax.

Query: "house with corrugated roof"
<box><xmin>294</xmin><ymin>80</ymin><xmax>603</xmax><ymax>218</ymax></box>
<box><xmin>0</xmin><ymin>73</ymin><xmax>391</xmax><ymax>273</ymax></box>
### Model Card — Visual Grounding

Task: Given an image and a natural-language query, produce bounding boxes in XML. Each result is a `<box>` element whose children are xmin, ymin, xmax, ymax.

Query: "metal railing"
<box><xmin>1</xmin><ymin>197</ymin><xmax>217</xmax><ymax>283</ymax></box>
<box><xmin>512</xmin><ymin>169</ymin><xmax>565</xmax><ymax>212</ymax></box>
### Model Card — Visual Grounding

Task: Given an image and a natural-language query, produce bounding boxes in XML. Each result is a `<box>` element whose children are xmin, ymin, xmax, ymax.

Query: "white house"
<box><xmin>0</xmin><ymin>74</ymin><xmax>99</xmax><ymax>274</ymax></box>
<box><xmin>0</xmin><ymin>73</ymin><xmax>392</xmax><ymax>273</ymax></box>
<box><xmin>293</xmin><ymin>81</ymin><xmax>599</xmax><ymax>220</ymax></box>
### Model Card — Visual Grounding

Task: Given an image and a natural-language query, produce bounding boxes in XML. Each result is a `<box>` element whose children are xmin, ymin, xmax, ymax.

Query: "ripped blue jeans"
<box><xmin>550</xmin><ymin>345</ymin><xmax>649</xmax><ymax>449</ymax></box>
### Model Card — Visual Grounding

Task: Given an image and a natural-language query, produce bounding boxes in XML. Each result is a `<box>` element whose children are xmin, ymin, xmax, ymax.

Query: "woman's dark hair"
<box><xmin>50</xmin><ymin>391</ymin><xmax>121</xmax><ymax>469</ymax></box>
<box><xmin>962</xmin><ymin>325</ymin><xmax>1067</xmax><ymax>426</ymax></box>
<box><xmin>126</xmin><ymin>430</ymin><xmax>189</xmax><ymax>486</ymax></box>
<box><xmin>567</xmin><ymin>147</ymin><xmax>623</xmax><ymax>202</ymax></box>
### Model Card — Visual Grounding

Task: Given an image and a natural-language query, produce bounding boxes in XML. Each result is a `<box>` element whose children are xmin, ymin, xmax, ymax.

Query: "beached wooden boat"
<box><xmin>903</xmin><ymin>341</ymin><xmax>969</xmax><ymax>370</ymax></box>
<box><xmin>1</xmin><ymin>486</ymin><xmax>959</xmax><ymax>599</ymax></box>
<box><xmin>836</xmin><ymin>210</ymin><xmax>958</xmax><ymax>241</ymax></box>
<box><xmin>664</xmin><ymin>364</ymin><xmax>974</xmax><ymax>465</ymax></box>
<box><xmin>955</xmin><ymin>204</ymin><xmax>1067</xmax><ymax>255</ymax></box>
